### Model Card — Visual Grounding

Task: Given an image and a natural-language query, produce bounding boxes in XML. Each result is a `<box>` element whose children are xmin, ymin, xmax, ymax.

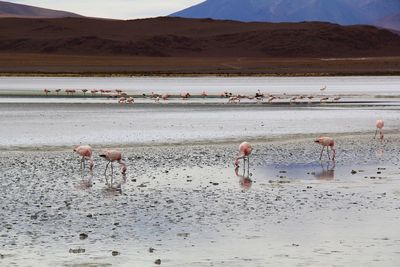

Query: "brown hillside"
<box><xmin>0</xmin><ymin>17</ymin><xmax>399</xmax><ymax>58</ymax></box>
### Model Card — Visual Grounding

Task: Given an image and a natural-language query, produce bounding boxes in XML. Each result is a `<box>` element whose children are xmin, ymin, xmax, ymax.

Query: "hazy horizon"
<box><xmin>3</xmin><ymin>0</ymin><xmax>204</xmax><ymax>19</ymax></box>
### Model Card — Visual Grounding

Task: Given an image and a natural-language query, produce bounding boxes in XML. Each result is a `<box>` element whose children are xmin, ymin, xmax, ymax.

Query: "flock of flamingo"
<box><xmin>43</xmin><ymin>86</ymin><xmax>341</xmax><ymax>104</ymax></box>
<box><xmin>74</xmin><ymin>119</ymin><xmax>384</xmax><ymax>188</ymax></box>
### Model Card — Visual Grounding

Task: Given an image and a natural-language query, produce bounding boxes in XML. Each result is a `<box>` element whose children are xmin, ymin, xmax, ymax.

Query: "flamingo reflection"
<box><xmin>314</xmin><ymin>160</ymin><xmax>335</xmax><ymax>181</ymax></box>
<box><xmin>235</xmin><ymin>165</ymin><xmax>253</xmax><ymax>190</ymax></box>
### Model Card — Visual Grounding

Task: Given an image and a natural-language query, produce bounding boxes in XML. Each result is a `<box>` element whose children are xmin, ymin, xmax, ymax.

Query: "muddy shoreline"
<box><xmin>1</xmin><ymin>134</ymin><xmax>400</xmax><ymax>266</ymax></box>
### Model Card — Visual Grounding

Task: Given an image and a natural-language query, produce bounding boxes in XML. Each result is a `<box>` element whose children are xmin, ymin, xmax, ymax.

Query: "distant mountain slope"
<box><xmin>375</xmin><ymin>13</ymin><xmax>400</xmax><ymax>31</ymax></box>
<box><xmin>171</xmin><ymin>0</ymin><xmax>400</xmax><ymax>25</ymax></box>
<box><xmin>0</xmin><ymin>0</ymin><xmax>82</xmax><ymax>18</ymax></box>
<box><xmin>0</xmin><ymin>17</ymin><xmax>399</xmax><ymax>58</ymax></box>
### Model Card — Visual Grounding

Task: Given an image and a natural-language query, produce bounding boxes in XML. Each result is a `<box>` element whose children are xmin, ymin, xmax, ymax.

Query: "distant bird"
<box><xmin>320</xmin><ymin>97</ymin><xmax>329</xmax><ymax>103</ymax></box>
<box><xmin>375</xmin><ymin>119</ymin><xmax>384</xmax><ymax>140</ymax></box>
<box><xmin>43</xmin><ymin>89</ymin><xmax>51</xmax><ymax>96</ymax></box>
<box><xmin>320</xmin><ymin>85</ymin><xmax>327</xmax><ymax>91</ymax></box>
<box><xmin>333</xmin><ymin>96</ymin><xmax>341</xmax><ymax>102</ymax></box>
<box><xmin>115</xmin><ymin>89</ymin><xmax>123</xmax><ymax>94</ymax></box>
<box><xmin>99</xmin><ymin>149</ymin><xmax>127</xmax><ymax>176</ymax></box>
<box><xmin>255</xmin><ymin>90</ymin><xmax>264</xmax><ymax>98</ymax></box>
<box><xmin>268</xmin><ymin>96</ymin><xmax>276</xmax><ymax>103</ymax></box>
<box><xmin>65</xmin><ymin>89</ymin><xmax>76</xmax><ymax>95</ymax></box>
<box><xmin>55</xmin><ymin>89</ymin><xmax>61</xmax><ymax>95</ymax></box>
<box><xmin>118</xmin><ymin>97</ymin><xmax>126</xmax><ymax>104</ymax></box>
<box><xmin>81</xmin><ymin>89</ymin><xmax>88</xmax><ymax>95</ymax></box>
<box><xmin>234</xmin><ymin>142</ymin><xmax>253</xmax><ymax>167</ymax></box>
<box><xmin>228</xmin><ymin>96</ymin><xmax>240</xmax><ymax>103</ymax></box>
<box><xmin>314</xmin><ymin>137</ymin><xmax>336</xmax><ymax>161</ymax></box>
<box><xmin>201</xmin><ymin>91</ymin><xmax>208</xmax><ymax>98</ymax></box>
<box><xmin>91</xmin><ymin>89</ymin><xmax>98</xmax><ymax>96</ymax></box>
<box><xmin>290</xmin><ymin>96</ymin><xmax>297</xmax><ymax>104</ymax></box>
<box><xmin>162</xmin><ymin>94</ymin><xmax>170</xmax><ymax>100</ymax></box>
<box><xmin>126</xmin><ymin>97</ymin><xmax>134</xmax><ymax>104</ymax></box>
<box><xmin>73</xmin><ymin>145</ymin><xmax>94</xmax><ymax>171</ymax></box>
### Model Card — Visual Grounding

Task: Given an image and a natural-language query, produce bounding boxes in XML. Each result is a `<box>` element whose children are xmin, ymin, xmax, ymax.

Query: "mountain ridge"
<box><xmin>0</xmin><ymin>0</ymin><xmax>82</xmax><ymax>18</ymax></box>
<box><xmin>171</xmin><ymin>0</ymin><xmax>400</xmax><ymax>26</ymax></box>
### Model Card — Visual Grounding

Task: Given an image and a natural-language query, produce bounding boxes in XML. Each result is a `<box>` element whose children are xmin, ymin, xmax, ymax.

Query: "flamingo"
<box><xmin>73</xmin><ymin>145</ymin><xmax>94</xmax><ymax>171</ymax></box>
<box><xmin>315</xmin><ymin>137</ymin><xmax>336</xmax><ymax>160</ymax></box>
<box><xmin>234</xmin><ymin>142</ymin><xmax>253</xmax><ymax>167</ymax></box>
<box><xmin>118</xmin><ymin>97</ymin><xmax>126</xmax><ymax>104</ymax></box>
<box><xmin>181</xmin><ymin>92</ymin><xmax>191</xmax><ymax>100</ymax></box>
<box><xmin>320</xmin><ymin>85</ymin><xmax>327</xmax><ymax>91</ymax></box>
<box><xmin>333</xmin><ymin>96</ymin><xmax>341</xmax><ymax>102</ymax></box>
<box><xmin>99</xmin><ymin>149</ymin><xmax>127</xmax><ymax>176</ymax></box>
<box><xmin>375</xmin><ymin>120</ymin><xmax>384</xmax><ymax>140</ymax></box>
<box><xmin>126</xmin><ymin>97</ymin><xmax>134</xmax><ymax>104</ymax></box>
<box><xmin>55</xmin><ymin>89</ymin><xmax>61</xmax><ymax>95</ymax></box>
<box><xmin>162</xmin><ymin>94</ymin><xmax>170</xmax><ymax>100</ymax></box>
<box><xmin>201</xmin><ymin>91</ymin><xmax>208</xmax><ymax>98</ymax></box>
<box><xmin>320</xmin><ymin>97</ymin><xmax>329</xmax><ymax>103</ymax></box>
<box><xmin>43</xmin><ymin>89</ymin><xmax>51</xmax><ymax>96</ymax></box>
<box><xmin>91</xmin><ymin>89</ymin><xmax>98</xmax><ymax>96</ymax></box>
<box><xmin>81</xmin><ymin>89</ymin><xmax>88</xmax><ymax>95</ymax></box>
<box><xmin>228</xmin><ymin>96</ymin><xmax>240</xmax><ymax>103</ymax></box>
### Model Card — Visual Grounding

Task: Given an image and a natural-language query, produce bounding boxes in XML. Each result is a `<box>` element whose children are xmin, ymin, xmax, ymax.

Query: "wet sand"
<box><xmin>1</xmin><ymin>134</ymin><xmax>400</xmax><ymax>266</ymax></box>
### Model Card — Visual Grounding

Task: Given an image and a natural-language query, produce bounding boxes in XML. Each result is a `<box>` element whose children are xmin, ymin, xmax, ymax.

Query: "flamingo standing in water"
<box><xmin>73</xmin><ymin>145</ymin><xmax>94</xmax><ymax>171</ymax></box>
<box><xmin>314</xmin><ymin>137</ymin><xmax>336</xmax><ymax>160</ymax></box>
<box><xmin>375</xmin><ymin>120</ymin><xmax>384</xmax><ymax>140</ymax></box>
<box><xmin>43</xmin><ymin>89</ymin><xmax>51</xmax><ymax>96</ymax></box>
<box><xmin>234</xmin><ymin>142</ymin><xmax>253</xmax><ymax>168</ymax></box>
<box><xmin>99</xmin><ymin>149</ymin><xmax>127</xmax><ymax>176</ymax></box>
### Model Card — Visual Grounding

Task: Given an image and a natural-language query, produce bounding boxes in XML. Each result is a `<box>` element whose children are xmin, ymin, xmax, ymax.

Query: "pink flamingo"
<box><xmin>99</xmin><ymin>149</ymin><xmax>127</xmax><ymax>176</ymax></box>
<box><xmin>43</xmin><ymin>89</ymin><xmax>51</xmax><ymax>96</ymax></box>
<box><xmin>55</xmin><ymin>89</ymin><xmax>61</xmax><ymax>95</ymax></box>
<box><xmin>162</xmin><ymin>94</ymin><xmax>170</xmax><ymax>100</ymax></box>
<box><xmin>181</xmin><ymin>92</ymin><xmax>191</xmax><ymax>100</ymax></box>
<box><xmin>314</xmin><ymin>137</ymin><xmax>336</xmax><ymax>160</ymax></box>
<box><xmin>201</xmin><ymin>91</ymin><xmax>208</xmax><ymax>98</ymax></box>
<box><xmin>73</xmin><ymin>145</ymin><xmax>94</xmax><ymax>171</ymax></box>
<box><xmin>234</xmin><ymin>142</ymin><xmax>253</xmax><ymax>167</ymax></box>
<box><xmin>228</xmin><ymin>96</ymin><xmax>240</xmax><ymax>103</ymax></box>
<box><xmin>126</xmin><ymin>97</ymin><xmax>134</xmax><ymax>104</ymax></box>
<box><xmin>91</xmin><ymin>89</ymin><xmax>98</xmax><ymax>96</ymax></box>
<box><xmin>81</xmin><ymin>89</ymin><xmax>88</xmax><ymax>95</ymax></box>
<box><xmin>375</xmin><ymin>120</ymin><xmax>384</xmax><ymax>140</ymax></box>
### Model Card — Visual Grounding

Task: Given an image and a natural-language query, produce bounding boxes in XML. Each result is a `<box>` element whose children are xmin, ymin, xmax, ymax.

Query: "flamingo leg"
<box><xmin>319</xmin><ymin>146</ymin><xmax>325</xmax><ymax>160</ymax></box>
<box><xmin>327</xmin><ymin>147</ymin><xmax>331</xmax><ymax>160</ymax></box>
<box><xmin>380</xmin><ymin>130</ymin><xmax>384</xmax><ymax>140</ymax></box>
<box><xmin>80</xmin><ymin>156</ymin><xmax>84</xmax><ymax>170</ymax></box>
<box><xmin>104</xmin><ymin>161</ymin><xmax>110</xmax><ymax>175</ymax></box>
<box><xmin>374</xmin><ymin>128</ymin><xmax>378</xmax><ymax>139</ymax></box>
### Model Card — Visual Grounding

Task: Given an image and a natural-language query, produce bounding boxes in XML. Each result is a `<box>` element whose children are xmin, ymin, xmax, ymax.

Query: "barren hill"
<box><xmin>0</xmin><ymin>17</ymin><xmax>400</xmax><ymax>58</ymax></box>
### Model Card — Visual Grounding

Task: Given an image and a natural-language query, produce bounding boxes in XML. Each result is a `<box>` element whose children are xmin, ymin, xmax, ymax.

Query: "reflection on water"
<box><xmin>235</xmin><ymin>166</ymin><xmax>253</xmax><ymax>190</ymax></box>
<box><xmin>254</xmin><ymin>159</ymin><xmax>388</xmax><ymax>182</ymax></box>
<box><xmin>314</xmin><ymin>161</ymin><xmax>335</xmax><ymax>181</ymax></box>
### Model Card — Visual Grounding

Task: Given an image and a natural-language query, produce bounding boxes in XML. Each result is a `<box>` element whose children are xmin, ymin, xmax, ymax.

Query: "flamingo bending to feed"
<box><xmin>375</xmin><ymin>120</ymin><xmax>384</xmax><ymax>140</ymax></box>
<box><xmin>234</xmin><ymin>142</ymin><xmax>253</xmax><ymax>167</ymax></box>
<box><xmin>73</xmin><ymin>145</ymin><xmax>94</xmax><ymax>171</ymax></box>
<box><xmin>314</xmin><ymin>137</ymin><xmax>336</xmax><ymax>160</ymax></box>
<box><xmin>228</xmin><ymin>96</ymin><xmax>240</xmax><ymax>103</ymax></box>
<box><xmin>43</xmin><ymin>89</ymin><xmax>51</xmax><ymax>96</ymax></box>
<box><xmin>99</xmin><ymin>149</ymin><xmax>127</xmax><ymax>176</ymax></box>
